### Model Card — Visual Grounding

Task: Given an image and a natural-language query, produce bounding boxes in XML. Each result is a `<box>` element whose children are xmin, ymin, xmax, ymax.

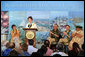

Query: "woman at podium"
<box><xmin>25</xmin><ymin>16</ymin><xmax>37</xmax><ymax>47</ymax></box>
<box><xmin>26</xmin><ymin>16</ymin><xmax>37</xmax><ymax>28</ymax></box>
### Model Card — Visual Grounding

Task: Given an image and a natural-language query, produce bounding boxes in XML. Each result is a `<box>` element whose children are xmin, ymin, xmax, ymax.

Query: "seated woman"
<box><xmin>47</xmin><ymin>24</ymin><xmax>62</xmax><ymax>45</ymax></box>
<box><xmin>10</xmin><ymin>25</ymin><xmax>21</xmax><ymax>50</ymax></box>
<box><xmin>68</xmin><ymin>26</ymin><xmax>84</xmax><ymax>50</ymax></box>
<box><xmin>68</xmin><ymin>42</ymin><xmax>81</xmax><ymax>56</ymax></box>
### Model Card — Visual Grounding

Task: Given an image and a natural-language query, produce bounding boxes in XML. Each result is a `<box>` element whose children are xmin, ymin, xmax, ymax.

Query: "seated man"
<box><xmin>68</xmin><ymin>26</ymin><xmax>84</xmax><ymax>50</ymax></box>
<box><xmin>59</xmin><ymin>25</ymin><xmax>72</xmax><ymax>45</ymax></box>
<box><xmin>59</xmin><ymin>25</ymin><xmax>72</xmax><ymax>53</ymax></box>
<box><xmin>47</xmin><ymin>24</ymin><xmax>62</xmax><ymax>45</ymax></box>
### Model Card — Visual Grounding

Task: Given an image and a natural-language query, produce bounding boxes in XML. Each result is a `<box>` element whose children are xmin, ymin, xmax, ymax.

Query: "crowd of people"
<box><xmin>1</xmin><ymin>39</ymin><xmax>84</xmax><ymax>56</ymax></box>
<box><xmin>1</xmin><ymin>23</ymin><xmax>84</xmax><ymax>56</ymax></box>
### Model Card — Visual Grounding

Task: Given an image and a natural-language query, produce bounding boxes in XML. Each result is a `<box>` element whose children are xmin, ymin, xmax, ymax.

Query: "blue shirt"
<box><xmin>22</xmin><ymin>51</ymin><xmax>30</xmax><ymax>56</ymax></box>
<box><xmin>18</xmin><ymin>51</ymin><xmax>30</xmax><ymax>56</ymax></box>
<box><xmin>2</xmin><ymin>48</ymin><xmax>12</xmax><ymax>56</ymax></box>
<box><xmin>63</xmin><ymin>30</ymin><xmax>72</xmax><ymax>41</ymax></box>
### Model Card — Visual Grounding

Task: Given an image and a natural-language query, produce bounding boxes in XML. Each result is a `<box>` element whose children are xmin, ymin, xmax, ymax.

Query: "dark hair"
<box><xmin>65</xmin><ymin>25</ymin><xmax>70</xmax><ymax>27</ymax></box>
<box><xmin>28</xmin><ymin>39</ymin><xmax>34</xmax><ymax>45</ymax></box>
<box><xmin>76</xmin><ymin>26</ymin><xmax>83</xmax><ymax>30</ymax></box>
<box><xmin>9</xmin><ymin>50</ymin><xmax>19</xmax><ymax>56</ymax></box>
<box><xmin>56</xmin><ymin>43</ymin><xmax>64</xmax><ymax>52</ymax></box>
<box><xmin>9</xmin><ymin>42</ymin><xmax>15</xmax><ymax>49</ymax></box>
<box><xmin>50</xmin><ymin>43</ymin><xmax>57</xmax><ymax>52</ymax></box>
<box><xmin>6</xmin><ymin>42</ymin><xmax>10</xmax><ymax>48</ymax></box>
<box><xmin>37</xmin><ymin>45</ymin><xmax>47</xmax><ymax>56</ymax></box>
<box><xmin>73</xmin><ymin>42</ymin><xmax>80</xmax><ymax>53</ymax></box>
<box><xmin>54</xmin><ymin>23</ymin><xmax>59</xmax><ymax>27</ymax></box>
<box><xmin>21</xmin><ymin>43</ymin><xmax>28</xmax><ymax>51</ymax></box>
<box><xmin>68</xmin><ymin>42</ymin><xmax>81</xmax><ymax>56</ymax></box>
<box><xmin>11</xmin><ymin>25</ymin><xmax>16</xmax><ymax>29</ymax></box>
<box><xmin>44</xmin><ymin>40</ymin><xmax>50</xmax><ymax>47</ymax></box>
<box><xmin>27</xmin><ymin>16</ymin><xmax>33</xmax><ymax>20</ymax></box>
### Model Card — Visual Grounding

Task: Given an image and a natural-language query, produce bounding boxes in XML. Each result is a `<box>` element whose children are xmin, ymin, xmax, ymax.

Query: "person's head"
<box><xmin>56</xmin><ymin>42</ymin><xmax>64</xmax><ymax>52</ymax></box>
<box><xmin>53</xmin><ymin>24</ymin><xmax>58</xmax><ymax>30</ymax></box>
<box><xmin>41</xmin><ymin>45</ymin><xmax>47</xmax><ymax>53</ymax></box>
<box><xmin>37</xmin><ymin>45</ymin><xmax>47</xmax><ymax>56</ymax></box>
<box><xmin>65</xmin><ymin>25</ymin><xmax>70</xmax><ymax>31</ymax></box>
<box><xmin>27</xmin><ymin>16</ymin><xmax>33</xmax><ymax>23</ymax></box>
<box><xmin>50</xmin><ymin>41</ymin><xmax>57</xmax><ymax>52</ymax></box>
<box><xmin>6</xmin><ymin>42</ymin><xmax>10</xmax><ymax>49</ymax></box>
<box><xmin>28</xmin><ymin>39</ymin><xmax>34</xmax><ymax>45</ymax></box>
<box><xmin>21</xmin><ymin>43</ymin><xmax>28</xmax><ymax>51</ymax></box>
<box><xmin>72</xmin><ymin>42</ymin><xmax>80</xmax><ymax>53</ymax></box>
<box><xmin>9</xmin><ymin>50</ymin><xmax>19</xmax><ymax>56</ymax></box>
<box><xmin>9</xmin><ymin>42</ymin><xmax>15</xmax><ymax>49</ymax></box>
<box><xmin>11</xmin><ymin>24</ymin><xmax>16</xmax><ymax>30</ymax></box>
<box><xmin>44</xmin><ymin>40</ymin><xmax>50</xmax><ymax>47</ymax></box>
<box><xmin>76</xmin><ymin>26</ymin><xmax>82</xmax><ymax>31</ymax></box>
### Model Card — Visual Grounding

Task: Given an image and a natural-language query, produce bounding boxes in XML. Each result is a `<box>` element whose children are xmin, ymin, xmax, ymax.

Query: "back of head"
<box><xmin>37</xmin><ymin>45</ymin><xmax>47</xmax><ymax>56</ymax></box>
<box><xmin>28</xmin><ymin>39</ymin><xmax>34</xmax><ymax>45</ymax></box>
<box><xmin>73</xmin><ymin>42</ymin><xmax>80</xmax><ymax>50</ymax></box>
<box><xmin>6</xmin><ymin>42</ymin><xmax>10</xmax><ymax>49</ymax></box>
<box><xmin>21</xmin><ymin>43</ymin><xmax>28</xmax><ymax>51</ymax></box>
<box><xmin>44</xmin><ymin>40</ymin><xmax>50</xmax><ymax>47</ymax></box>
<box><xmin>9</xmin><ymin>42</ymin><xmax>15</xmax><ymax>49</ymax></box>
<box><xmin>50</xmin><ymin>42</ymin><xmax>57</xmax><ymax>52</ymax></box>
<box><xmin>56</xmin><ymin>43</ymin><xmax>64</xmax><ymax>52</ymax></box>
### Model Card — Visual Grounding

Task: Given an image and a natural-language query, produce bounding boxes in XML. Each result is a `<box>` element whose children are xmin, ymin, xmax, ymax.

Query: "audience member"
<box><xmin>27</xmin><ymin>39</ymin><xmax>38</xmax><ymax>55</ymax></box>
<box><xmin>37</xmin><ymin>45</ymin><xmax>47</xmax><ymax>56</ymax></box>
<box><xmin>2</xmin><ymin>42</ymin><xmax>15</xmax><ymax>56</ymax></box>
<box><xmin>44</xmin><ymin>40</ymin><xmax>53</xmax><ymax>56</ymax></box>
<box><xmin>51</xmin><ymin>42</ymin><xmax>68</xmax><ymax>56</ymax></box>
<box><xmin>21</xmin><ymin>43</ymin><xmax>30</xmax><ymax>56</ymax></box>
<box><xmin>68</xmin><ymin>42</ymin><xmax>81</xmax><ymax>56</ymax></box>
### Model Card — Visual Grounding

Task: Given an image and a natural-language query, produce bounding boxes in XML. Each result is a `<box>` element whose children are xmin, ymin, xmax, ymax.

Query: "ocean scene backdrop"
<box><xmin>1</xmin><ymin>1</ymin><xmax>84</xmax><ymax>44</ymax></box>
<box><xmin>6</xmin><ymin>11</ymin><xmax>84</xmax><ymax>44</ymax></box>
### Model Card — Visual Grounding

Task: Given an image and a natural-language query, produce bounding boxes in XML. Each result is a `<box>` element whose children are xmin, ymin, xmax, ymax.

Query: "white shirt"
<box><xmin>26</xmin><ymin>22</ymin><xmax>37</xmax><ymax>28</ymax></box>
<box><xmin>51</xmin><ymin>52</ymin><xmax>68</xmax><ymax>56</ymax></box>
<box><xmin>27</xmin><ymin>45</ymin><xmax>38</xmax><ymax>55</ymax></box>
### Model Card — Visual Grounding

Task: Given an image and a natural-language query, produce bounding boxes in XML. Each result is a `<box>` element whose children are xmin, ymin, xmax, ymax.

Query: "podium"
<box><xmin>23</xmin><ymin>28</ymin><xmax>38</xmax><ymax>47</ymax></box>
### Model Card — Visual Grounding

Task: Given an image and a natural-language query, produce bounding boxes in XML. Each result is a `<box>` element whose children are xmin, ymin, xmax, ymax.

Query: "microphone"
<box><xmin>28</xmin><ymin>24</ymin><xmax>32</xmax><ymax>28</ymax></box>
